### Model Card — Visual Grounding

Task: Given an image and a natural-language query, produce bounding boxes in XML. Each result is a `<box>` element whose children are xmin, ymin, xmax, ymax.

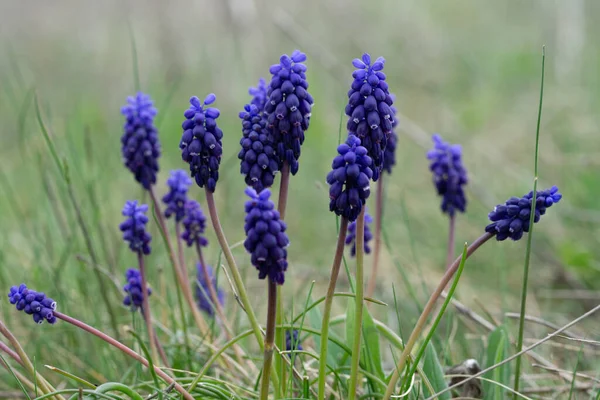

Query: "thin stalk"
<box><xmin>53</xmin><ymin>311</ymin><xmax>194</xmax><ymax>400</ymax></box>
<box><xmin>318</xmin><ymin>217</ymin><xmax>349</xmax><ymax>399</ymax></box>
<box><xmin>204</xmin><ymin>189</ymin><xmax>280</xmax><ymax>389</ymax></box>
<box><xmin>137</xmin><ymin>252</ymin><xmax>160</xmax><ymax>366</ymax></box>
<box><xmin>0</xmin><ymin>341</ymin><xmax>23</xmax><ymax>366</ymax></box>
<box><xmin>260</xmin><ymin>280</ymin><xmax>278</xmax><ymax>400</ymax></box>
<box><xmin>196</xmin><ymin>244</ymin><xmax>232</xmax><ymax>336</ymax></box>
<box><xmin>366</xmin><ymin>176</ymin><xmax>384</xmax><ymax>298</ymax></box>
<box><xmin>383</xmin><ymin>232</ymin><xmax>494</xmax><ymax>400</ymax></box>
<box><xmin>148</xmin><ymin>187</ymin><xmax>210</xmax><ymax>337</ymax></box>
<box><xmin>348</xmin><ymin>207</ymin><xmax>366</xmax><ymax>400</ymax></box>
<box><xmin>276</xmin><ymin>161</ymin><xmax>290</xmax><ymax>393</ymax></box>
<box><xmin>514</xmin><ymin>45</ymin><xmax>546</xmax><ymax>395</ymax></box>
<box><xmin>446</xmin><ymin>214</ymin><xmax>456</xmax><ymax>270</ymax></box>
<box><xmin>174</xmin><ymin>222</ymin><xmax>193</xmax><ymax>369</ymax></box>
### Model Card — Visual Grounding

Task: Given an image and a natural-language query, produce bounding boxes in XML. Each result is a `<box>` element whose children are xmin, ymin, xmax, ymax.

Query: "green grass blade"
<box><xmin>0</xmin><ymin>353</ymin><xmax>31</xmax><ymax>400</ymax></box>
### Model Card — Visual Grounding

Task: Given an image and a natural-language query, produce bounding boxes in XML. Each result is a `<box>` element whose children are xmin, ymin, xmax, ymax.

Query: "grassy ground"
<box><xmin>1</xmin><ymin>0</ymin><xmax>599</xmax><ymax>398</ymax></box>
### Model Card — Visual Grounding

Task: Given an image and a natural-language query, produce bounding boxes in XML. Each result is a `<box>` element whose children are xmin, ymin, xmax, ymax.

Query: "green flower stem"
<box><xmin>383</xmin><ymin>232</ymin><xmax>494</xmax><ymax>400</ymax></box>
<box><xmin>348</xmin><ymin>207</ymin><xmax>366</xmax><ymax>400</ymax></box>
<box><xmin>446</xmin><ymin>214</ymin><xmax>456</xmax><ymax>270</ymax></box>
<box><xmin>276</xmin><ymin>160</ymin><xmax>290</xmax><ymax>394</ymax></box>
<box><xmin>174</xmin><ymin>222</ymin><xmax>193</xmax><ymax>369</ymax></box>
<box><xmin>317</xmin><ymin>217</ymin><xmax>349</xmax><ymax>399</ymax></box>
<box><xmin>260</xmin><ymin>280</ymin><xmax>279</xmax><ymax>400</ymax></box>
<box><xmin>53</xmin><ymin>311</ymin><xmax>194</xmax><ymax>400</ymax></box>
<box><xmin>137</xmin><ymin>251</ymin><xmax>160</xmax><ymax>366</ymax></box>
<box><xmin>366</xmin><ymin>175</ymin><xmax>384</xmax><ymax>298</ymax></box>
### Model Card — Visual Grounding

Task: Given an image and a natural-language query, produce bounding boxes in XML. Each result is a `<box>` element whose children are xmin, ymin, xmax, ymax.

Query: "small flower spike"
<box><xmin>427</xmin><ymin>134</ymin><xmax>468</xmax><ymax>216</ymax></box>
<box><xmin>346</xmin><ymin>53</ymin><xmax>395</xmax><ymax>181</ymax></box>
<box><xmin>181</xmin><ymin>200</ymin><xmax>209</xmax><ymax>248</ymax></box>
<box><xmin>122</xmin><ymin>269</ymin><xmax>152</xmax><ymax>311</ymax></box>
<box><xmin>485</xmin><ymin>186</ymin><xmax>562</xmax><ymax>241</ymax></box>
<box><xmin>345</xmin><ymin>210</ymin><xmax>374</xmax><ymax>256</ymax></box>
<box><xmin>121</xmin><ymin>92</ymin><xmax>161</xmax><ymax>189</ymax></box>
<box><xmin>383</xmin><ymin>101</ymin><xmax>399</xmax><ymax>175</ymax></box>
<box><xmin>243</xmin><ymin>188</ymin><xmax>290</xmax><ymax>284</ymax></box>
<box><xmin>264</xmin><ymin>50</ymin><xmax>314</xmax><ymax>175</ymax></box>
<box><xmin>195</xmin><ymin>263</ymin><xmax>225</xmax><ymax>316</ymax></box>
<box><xmin>162</xmin><ymin>170</ymin><xmax>193</xmax><ymax>222</ymax></box>
<box><xmin>286</xmin><ymin>330</ymin><xmax>303</xmax><ymax>352</ymax></box>
<box><xmin>8</xmin><ymin>284</ymin><xmax>57</xmax><ymax>324</ymax></box>
<box><xmin>249</xmin><ymin>78</ymin><xmax>268</xmax><ymax>111</ymax></box>
<box><xmin>327</xmin><ymin>135</ymin><xmax>373</xmax><ymax>221</ymax></box>
<box><xmin>119</xmin><ymin>200</ymin><xmax>152</xmax><ymax>255</ymax></box>
<box><xmin>239</xmin><ymin>82</ymin><xmax>280</xmax><ymax>192</ymax></box>
<box><xmin>180</xmin><ymin>94</ymin><xmax>223</xmax><ymax>192</ymax></box>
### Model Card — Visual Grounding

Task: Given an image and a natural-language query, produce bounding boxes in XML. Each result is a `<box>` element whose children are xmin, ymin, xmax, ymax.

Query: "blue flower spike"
<box><xmin>119</xmin><ymin>200</ymin><xmax>152</xmax><ymax>255</ymax></box>
<box><xmin>195</xmin><ymin>263</ymin><xmax>225</xmax><ymax>316</ymax></box>
<box><xmin>162</xmin><ymin>170</ymin><xmax>193</xmax><ymax>222</ymax></box>
<box><xmin>8</xmin><ymin>284</ymin><xmax>57</xmax><ymax>324</ymax></box>
<box><xmin>122</xmin><ymin>269</ymin><xmax>152</xmax><ymax>311</ymax></box>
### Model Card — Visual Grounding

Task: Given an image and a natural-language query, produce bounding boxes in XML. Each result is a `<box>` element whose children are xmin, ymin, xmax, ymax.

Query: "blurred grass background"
<box><xmin>1</xmin><ymin>0</ymin><xmax>599</xmax><ymax>393</ymax></box>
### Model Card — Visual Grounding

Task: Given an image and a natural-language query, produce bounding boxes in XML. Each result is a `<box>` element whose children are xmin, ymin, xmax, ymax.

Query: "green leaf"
<box><xmin>421</xmin><ymin>343</ymin><xmax>450</xmax><ymax>400</ymax></box>
<box><xmin>483</xmin><ymin>325</ymin><xmax>510</xmax><ymax>399</ymax></box>
<box><xmin>308</xmin><ymin>297</ymin><xmax>344</xmax><ymax>366</ymax></box>
<box><xmin>361</xmin><ymin>304</ymin><xmax>385</xmax><ymax>381</ymax></box>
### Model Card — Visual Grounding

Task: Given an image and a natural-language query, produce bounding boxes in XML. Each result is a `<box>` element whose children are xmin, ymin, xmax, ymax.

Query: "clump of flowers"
<box><xmin>181</xmin><ymin>200</ymin><xmax>209</xmax><ymax>248</ymax></box>
<box><xmin>264</xmin><ymin>50</ymin><xmax>314</xmax><ymax>175</ymax></box>
<box><xmin>8</xmin><ymin>284</ymin><xmax>57</xmax><ymax>324</ymax></box>
<box><xmin>427</xmin><ymin>134</ymin><xmax>468</xmax><ymax>216</ymax></box>
<box><xmin>122</xmin><ymin>269</ymin><xmax>152</xmax><ymax>311</ymax></box>
<box><xmin>195</xmin><ymin>263</ymin><xmax>225</xmax><ymax>317</ymax></box>
<box><xmin>120</xmin><ymin>92</ymin><xmax>161</xmax><ymax>189</ymax></box>
<box><xmin>485</xmin><ymin>186</ymin><xmax>562</xmax><ymax>241</ymax></box>
<box><xmin>180</xmin><ymin>94</ymin><xmax>223</xmax><ymax>192</ymax></box>
<box><xmin>327</xmin><ymin>135</ymin><xmax>373</xmax><ymax>221</ymax></box>
<box><xmin>286</xmin><ymin>330</ymin><xmax>303</xmax><ymax>352</ymax></box>
<box><xmin>345</xmin><ymin>210</ymin><xmax>374</xmax><ymax>256</ymax></box>
<box><xmin>243</xmin><ymin>188</ymin><xmax>290</xmax><ymax>284</ymax></box>
<box><xmin>119</xmin><ymin>200</ymin><xmax>152</xmax><ymax>255</ymax></box>
<box><xmin>345</xmin><ymin>53</ymin><xmax>395</xmax><ymax>181</ymax></box>
<box><xmin>162</xmin><ymin>170</ymin><xmax>193</xmax><ymax>222</ymax></box>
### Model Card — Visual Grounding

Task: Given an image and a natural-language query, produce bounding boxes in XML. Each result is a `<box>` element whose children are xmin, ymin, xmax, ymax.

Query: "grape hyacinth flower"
<box><xmin>249</xmin><ymin>78</ymin><xmax>268</xmax><ymax>111</ymax></box>
<box><xmin>195</xmin><ymin>263</ymin><xmax>225</xmax><ymax>317</ymax></box>
<box><xmin>346</xmin><ymin>53</ymin><xmax>395</xmax><ymax>181</ymax></box>
<box><xmin>264</xmin><ymin>50</ymin><xmax>314</xmax><ymax>175</ymax></box>
<box><xmin>286</xmin><ymin>330</ymin><xmax>303</xmax><ymax>352</ymax></box>
<box><xmin>181</xmin><ymin>200</ymin><xmax>209</xmax><ymax>248</ymax></box>
<box><xmin>8</xmin><ymin>284</ymin><xmax>57</xmax><ymax>324</ymax></box>
<box><xmin>121</xmin><ymin>92</ymin><xmax>161</xmax><ymax>189</ymax></box>
<box><xmin>327</xmin><ymin>135</ymin><xmax>373</xmax><ymax>221</ymax></box>
<box><xmin>485</xmin><ymin>186</ymin><xmax>562</xmax><ymax>241</ymax></box>
<box><xmin>243</xmin><ymin>188</ymin><xmax>290</xmax><ymax>284</ymax></box>
<box><xmin>345</xmin><ymin>210</ymin><xmax>374</xmax><ymax>256</ymax></box>
<box><xmin>123</xmin><ymin>269</ymin><xmax>152</xmax><ymax>311</ymax></box>
<box><xmin>162</xmin><ymin>170</ymin><xmax>193</xmax><ymax>222</ymax></box>
<box><xmin>383</xmin><ymin>102</ymin><xmax>399</xmax><ymax>174</ymax></box>
<box><xmin>180</xmin><ymin>94</ymin><xmax>223</xmax><ymax>192</ymax></box>
<box><xmin>119</xmin><ymin>200</ymin><xmax>152</xmax><ymax>255</ymax></box>
<box><xmin>427</xmin><ymin>134</ymin><xmax>468</xmax><ymax>216</ymax></box>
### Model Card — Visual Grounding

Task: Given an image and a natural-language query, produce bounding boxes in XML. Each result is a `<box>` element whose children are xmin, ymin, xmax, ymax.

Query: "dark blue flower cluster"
<box><xmin>195</xmin><ymin>263</ymin><xmax>225</xmax><ymax>317</ymax></box>
<box><xmin>181</xmin><ymin>200</ymin><xmax>209</xmax><ymax>248</ymax></box>
<box><xmin>249</xmin><ymin>78</ymin><xmax>268</xmax><ymax>111</ymax></box>
<box><xmin>264</xmin><ymin>50</ymin><xmax>314</xmax><ymax>175</ymax></box>
<box><xmin>238</xmin><ymin>97</ymin><xmax>279</xmax><ymax>192</ymax></box>
<box><xmin>327</xmin><ymin>135</ymin><xmax>373</xmax><ymax>221</ymax></box>
<box><xmin>345</xmin><ymin>210</ymin><xmax>374</xmax><ymax>256</ymax></box>
<box><xmin>243</xmin><ymin>188</ymin><xmax>289</xmax><ymax>284</ymax></box>
<box><xmin>162</xmin><ymin>170</ymin><xmax>192</xmax><ymax>222</ymax></box>
<box><xmin>383</xmin><ymin>101</ymin><xmax>399</xmax><ymax>174</ymax></box>
<box><xmin>485</xmin><ymin>186</ymin><xmax>562</xmax><ymax>241</ymax></box>
<box><xmin>286</xmin><ymin>330</ymin><xmax>303</xmax><ymax>352</ymax></box>
<box><xmin>119</xmin><ymin>200</ymin><xmax>152</xmax><ymax>255</ymax></box>
<box><xmin>346</xmin><ymin>53</ymin><xmax>395</xmax><ymax>181</ymax></box>
<box><xmin>122</xmin><ymin>269</ymin><xmax>152</xmax><ymax>311</ymax></box>
<box><xmin>8</xmin><ymin>284</ymin><xmax>57</xmax><ymax>324</ymax></box>
<box><xmin>120</xmin><ymin>92</ymin><xmax>161</xmax><ymax>190</ymax></box>
<box><xmin>427</xmin><ymin>134</ymin><xmax>468</xmax><ymax>216</ymax></box>
<box><xmin>180</xmin><ymin>94</ymin><xmax>223</xmax><ymax>192</ymax></box>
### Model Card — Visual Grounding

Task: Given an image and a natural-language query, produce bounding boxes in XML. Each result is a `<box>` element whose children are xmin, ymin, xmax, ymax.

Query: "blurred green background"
<box><xmin>1</xmin><ymin>0</ymin><xmax>599</xmax><ymax>393</ymax></box>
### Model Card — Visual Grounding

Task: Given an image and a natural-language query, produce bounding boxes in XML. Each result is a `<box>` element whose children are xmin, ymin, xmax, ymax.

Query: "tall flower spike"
<box><xmin>264</xmin><ymin>50</ymin><xmax>313</xmax><ymax>175</ymax></box>
<box><xmin>121</xmin><ymin>92</ymin><xmax>161</xmax><ymax>189</ymax></box>
<box><xmin>195</xmin><ymin>263</ymin><xmax>225</xmax><ymax>316</ymax></box>
<box><xmin>162</xmin><ymin>170</ymin><xmax>193</xmax><ymax>222</ymax></box>
<box><xmin>485</xmin><ymin>186</ymin><xmax>562</xmax><ymax>241</ymax></box>
<box><xmin>180</xmin><ymin>94</ymin><xmax>223</xmax><ymax>192</ymax></box>
<box><xmin>119</xmin><ymin>200</ymin><xmax>152</xmax><ymax>255</ymax></box>
<box><xmin>383</xmin><ymin>99</ymin><xmax>399</xmax><ymax>174</ymax></box>
<box><xmin>8</xmin><ymin>284</ymin><xmax>57</xmax><ymax>324</ymax></box>
<box><xmin>123</xmin><ymin>269</ymin><xmax>152</xmax><ymax>311</ymax></box>
<box><xmin>346</xmin><ymin>53</ymin><xmax>394</xmax><ymax>181</ymax></box>
<box><xmin>243</xmin><ymin>188</ymin><xmax>290</xmax><ymax>284</ymax></box>
<box><xmin>181</xmin><ymin>200</ymin><xmax>209</xmax><ymax>247</ymax></box>
<box><xmin>239</xmin><ymin>82</ymin><xmax>280</xmax><ymax>192</ymax></box>
<box><xmin>345</xmin><ymin>210</ymin><xmax>374</xmax><ymax>256</ymax></box>
<box><xmin>427</xmin><ymin>134</ymin><xmax>468</xmax><ymax>216</ymax></box>
<box><xmin>326</xmin><ymin>135</ymin><xmax>373</xmax><ymax>222</ymax></box>
<box><xmin>286</xmin><ymin>330</ymin><xmax>303</xmax><ymax>352</ymax></box>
